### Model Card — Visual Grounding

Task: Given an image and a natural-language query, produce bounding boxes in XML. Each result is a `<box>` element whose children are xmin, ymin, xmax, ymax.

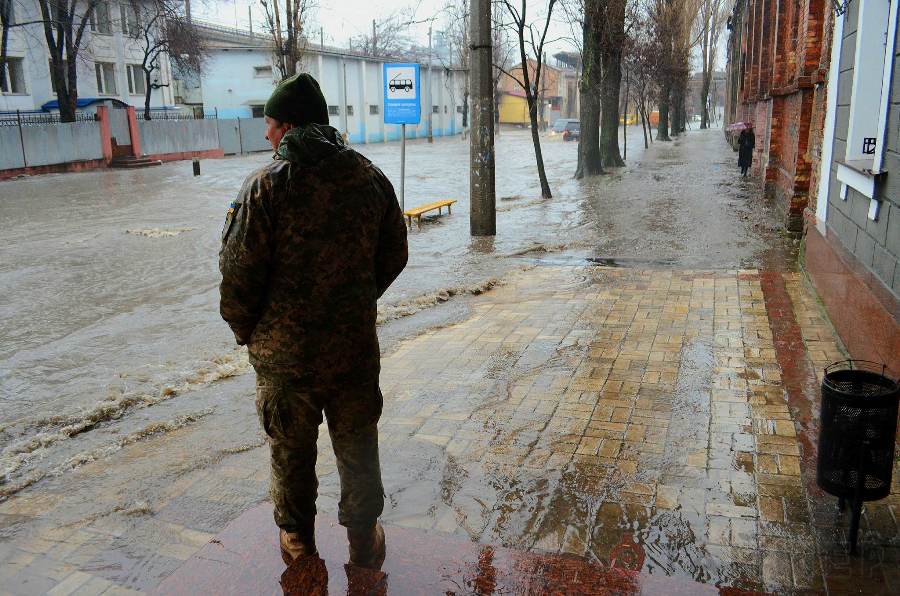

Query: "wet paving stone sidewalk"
<box><xmin>5</xmin><ymin>263</ymin><xmax>893</xmax><ymax>595</ymax></box>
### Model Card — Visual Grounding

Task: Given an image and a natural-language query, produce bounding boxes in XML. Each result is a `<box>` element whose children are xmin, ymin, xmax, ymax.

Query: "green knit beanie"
<box><xmin>264</xmin><ymin>73</ymin><xmax>329</xmax><ymax>126</ymax></box>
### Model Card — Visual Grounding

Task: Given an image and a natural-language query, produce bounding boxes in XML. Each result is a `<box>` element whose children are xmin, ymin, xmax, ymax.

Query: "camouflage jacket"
<box><xmin>219</xmin><ymin>124</ymin><xmax>408</xmax><ymax>385</ymax></box>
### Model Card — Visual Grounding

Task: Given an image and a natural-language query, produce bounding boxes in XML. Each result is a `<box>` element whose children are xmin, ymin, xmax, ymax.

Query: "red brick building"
<box><xmin>724</xmin><ymin>0</ymin><xmax>833</xmax><ymax>231</ymax></box>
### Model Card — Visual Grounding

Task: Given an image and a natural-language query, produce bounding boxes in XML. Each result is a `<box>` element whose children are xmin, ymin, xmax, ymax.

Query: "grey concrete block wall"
<box><xmin>823</xmin><ymin>2</ymin><xmax>900</xmax><ymax>298</ymax></box>
<box><xmin>0</xmin><ymin>127</ymin><xmax>26</xmax><ymax>169</ymax></box>
<box><xmin>138</xmin><ymin>120</ymin><xmax>220</xmax><ymax>156</ymax></box>
<box><xmin>22</xmin><ymin>122</ymin><xmax>104</xmax><ymax>167</ymax></box>
<box><xmin>216</xmin><ymin>118</ymin><xmax>269</xmax><ymax>155</ymax></box>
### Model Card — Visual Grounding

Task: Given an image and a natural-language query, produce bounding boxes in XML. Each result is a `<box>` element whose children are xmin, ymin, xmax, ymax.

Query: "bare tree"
<box><xmin>442</xmin><ymin>0</ymin><xmax>469</xmax><ymax>128</ymax></box>
<box><xmin>624</xmin><ymin>10</ymin><xmax>656</xmax><ymax>149</ymax></box>
<box><xmin>693</xmin><ymin>0</ymin><xmax>726</xmax><ymax>129</ymax></box>
<box><xmin>491</xmin><ymin>0</ymin><xmax>515</xmax><ymax>131</ymax></box>
<box><xmin>496</xmin><ymin>0</ymin><xmax>559</xmax><ymax>199</ymax></box>
<box><xmin>30</xmin><ymin>0</ymin><xmax>102</xmax><ymax>122</ymax></box>
<box><xmin>260</xmin><ymin>0</ymin><xmax>313</xmax><ymax>79</ymax></box>
<box><xmin>351</xmin><ymin>11</ymin><xmax>412</xmax><ymax>57</ymax></box>
<box><xmin>597</xmin><ymin>0</ymin><xmax>626</xmax><ymax>167</ymax></box>
<box><xmin>648</xmin><ymin>0</ymin><xmax>696</xmax><ymax>140</ymax></box>
<box><xmin>127</xmin><ymin>0</ymin><xmax>205</xmax><ymax>120</ymax></box>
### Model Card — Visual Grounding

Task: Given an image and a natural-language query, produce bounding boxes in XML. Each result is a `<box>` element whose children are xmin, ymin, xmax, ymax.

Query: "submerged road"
<box><xmin>0</xmin><ymin>126</ymin><xmax>831</xmax><ymax>595</ymax></box>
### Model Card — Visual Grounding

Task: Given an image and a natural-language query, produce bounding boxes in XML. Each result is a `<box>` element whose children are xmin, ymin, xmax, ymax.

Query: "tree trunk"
<box><xmin>657</xmin><ymin>84</ymin><xmax>670</xmax><ymax>141</ymax></box>
<box><xmin>672</xmin><ymin>83</ymin><xmax>685</xmax><ymax>134</ymax></box>
<box><xmin>60</xmin><ymin>58</ymin><xmax>78</xmax><ymax>123</ymax></box>
<box><xmin>622</xmin><ymin>74</ymin><xmax>629</xmax><ymax>160</ymax></box>
<box><xmin>144</xmin><ymin>70</ymin><xmax>153</xmax><ymax>120</ymax></box>
<box><xmin>576</xmin><ymin>0</ymin><xmax>604</xmax><ymax>179</ymax></box>
<box><xmin>462</xmin><ymin>90</ymin><xmax>469</xmax><ymax>128</ymax></box>
<box><xmin>528</xmin><ymin>100</ymin><xmax>552</xmax><ymax>198</ymax></box>
<box><xmin>576</xmin><ymin>88</ymin><xmax>603</xmax><ymax>178</ymax></box>
<box><xmin>700</xmin><ymin>71</ymin><xmax>711</xmax><ymax>129</ymax></box>
<box><xmin>599</xmin><ymin>0</ymin><xmax>625</xmax><ymax>167</ymax></box>
<box><xmin>600</xmin><ymin>52</ymin><xmax>624</xmax><ymax>166</ymax></box>
<box><xmin>0</xmin><ymin>1</ymin><xmax>10</xmax><ymax>83</ymax></box>
<box><xmin>640</xmin><ymin>102</ymin><xmax>648</xmax><ymax>148</ymax></box>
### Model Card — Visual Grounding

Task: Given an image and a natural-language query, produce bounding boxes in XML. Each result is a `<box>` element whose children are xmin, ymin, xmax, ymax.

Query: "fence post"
<box><xmin>96</xmin><ymin>106</ymin><xmax>113</xmax><ymax>164</ymax></box>
<box><xmin>16</xmin><ymin>110</ymin><xmax>27</xmax><ymax>167</ymax></box>
<box><xmin>126</xmin><ymin>106</ymin><xmax>142</xmax><ymax>157</ymax></box>
<box><xmin>237</xmin><ymin>117</ymin><xmax>243</xmax><ymax>155</ymax></box>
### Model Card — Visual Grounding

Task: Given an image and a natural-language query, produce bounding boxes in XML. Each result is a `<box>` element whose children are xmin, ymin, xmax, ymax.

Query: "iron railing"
<box><xmin>0</xmin><ymin>111</ymin><xmax>96</xmax><ymax>126</ymax></box>
<box><xmin>142</xmin><ymin>108</ymin><xmax>216</xmax><ymax>120</ymax></box>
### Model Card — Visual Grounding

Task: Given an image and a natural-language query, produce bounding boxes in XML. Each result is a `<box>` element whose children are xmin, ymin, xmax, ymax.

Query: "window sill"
<box><xmin>0</xmin><ymin>92</ymin><xmax>30</xmax><ymax>96</ymax></box>
<box><xmin>836</xmin><ymin>159</ymin><xmax>884</xmax><ymax>199</ymax></box>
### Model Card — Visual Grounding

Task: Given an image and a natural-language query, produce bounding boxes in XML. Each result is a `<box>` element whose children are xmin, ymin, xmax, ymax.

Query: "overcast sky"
<box><xmin>195</xmin><ymin>0</ymin><xmax>721</xmax><ymax>72</ymax></box>
<box><xmin>196</xmin><ymin>0</ymin><xmax>581</xmax><ymax>58</ymax></box>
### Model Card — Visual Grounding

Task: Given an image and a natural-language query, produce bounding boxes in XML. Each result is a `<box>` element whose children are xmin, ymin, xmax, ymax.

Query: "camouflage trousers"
<box><xmin>254</xmin><ymin>373</ymin><xmax>385</xmax><ymax>535</ymax></box>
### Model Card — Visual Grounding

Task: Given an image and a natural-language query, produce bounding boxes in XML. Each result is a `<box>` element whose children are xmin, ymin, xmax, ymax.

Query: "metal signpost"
<box><xmin>383</xmin><ymin>63</ymin><xmax>421</xmax><ymax>211</ymax></box>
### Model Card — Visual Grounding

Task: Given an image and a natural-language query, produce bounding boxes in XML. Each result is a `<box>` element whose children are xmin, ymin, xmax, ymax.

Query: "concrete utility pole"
<box><xmin>427</xmin><ymin>25</ymin><xmax>434</xmax><ymax>143</ymax></box>
<box><xmin>372</xmin><ymin>19</ymin><xmax>377</xmax><ymax>55</ymax></box>
<box><xmin>469</xmin><ymin>0</ymin><xmax>495</xmax><ymax>236</ymax></box>
<box><xmin>184</xmin><ymin>0</ymin><xmax>191</xmax><ymax>23</ymax></box>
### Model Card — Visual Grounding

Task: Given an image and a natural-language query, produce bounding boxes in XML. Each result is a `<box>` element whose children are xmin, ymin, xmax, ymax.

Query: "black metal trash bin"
<box><xmin>817</xmin><ymin>360</ymin><xmax>899</xmax><ymax>554</ymax></box>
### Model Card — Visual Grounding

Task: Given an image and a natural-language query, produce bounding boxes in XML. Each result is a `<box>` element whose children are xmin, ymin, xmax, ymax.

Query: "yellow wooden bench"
<box><xmin>403</xmin><ymin>199</ymin><xmax>457</xmax><ymax>228</ymax></box>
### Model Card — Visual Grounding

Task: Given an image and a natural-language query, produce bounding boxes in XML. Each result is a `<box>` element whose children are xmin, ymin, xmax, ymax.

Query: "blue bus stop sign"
<box><xmin>383</xmin><ymin>63</ymin><xmax>421</xmax><ymax>125</ymax></box>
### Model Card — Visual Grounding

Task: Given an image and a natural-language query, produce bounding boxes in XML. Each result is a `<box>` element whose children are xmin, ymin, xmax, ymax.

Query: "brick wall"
<box><xmin>725</xmin><ymin>0</ymin><xmax>830</xmax><ymax>232</ymax></box>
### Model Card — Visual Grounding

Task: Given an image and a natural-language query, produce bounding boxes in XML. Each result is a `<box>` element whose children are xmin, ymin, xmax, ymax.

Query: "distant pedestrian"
<box><xmin>738</xmin><ymin>124</ymin><xmax>755</xmax><ymax>177</ymax></box>
<box><xmin>219</xmin><ymin>73</ymin><xmax>408</xmax><ymax>570</ymax></box>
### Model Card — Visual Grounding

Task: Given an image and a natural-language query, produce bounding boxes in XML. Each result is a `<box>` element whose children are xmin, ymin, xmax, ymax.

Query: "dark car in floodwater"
<box><xmin>557</xmin><ymin>119</ymin><xmax>580</xmax><ymax>141</ymax></box>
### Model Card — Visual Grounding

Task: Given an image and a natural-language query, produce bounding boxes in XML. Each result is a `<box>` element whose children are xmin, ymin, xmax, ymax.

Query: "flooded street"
<box><xmin>0</xmin><ymin>127</ymin><xmax>793</xmax><ymax>496</ymax></box>
<box><xmin>3</xmin><ymin>126</ymin><xmax>861</xmax><ymax>596</ymax></box>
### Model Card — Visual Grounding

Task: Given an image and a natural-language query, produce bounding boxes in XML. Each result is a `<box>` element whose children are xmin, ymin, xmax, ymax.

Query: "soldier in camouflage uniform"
<box><xmin>219</xmin><ymin>73</ymin><xmax>407</xmax><ymax>569</ymax></box>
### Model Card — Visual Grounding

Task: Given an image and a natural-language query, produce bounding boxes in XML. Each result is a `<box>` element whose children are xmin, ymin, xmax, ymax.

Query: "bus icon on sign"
<box><xmin>389</xmin><ymin>76</ymin><xmax>413</xmax><ymax>92</ymax></box>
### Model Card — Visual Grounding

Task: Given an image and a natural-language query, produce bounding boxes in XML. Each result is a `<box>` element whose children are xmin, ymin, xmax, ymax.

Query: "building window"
<box><xmin>346</xmin><ymin>105</ymin><xmax>354</xmax><ymax>116</ymax></box>
<box><xmin>328</xmin><ymin>105</ymin><xmax>340</xmax><ymax>116</ymax></box>
<box><xmin>369</xmin><ymin>104</ymin><xmax>379</xmax><ymax>115</ymax></box>
<box><xmin>845</xmin><ymin>0</ymin><xmax>891</xmax><ymax>164</ymax></box>
<box><xmin>95</xmin><ymin>62</ymin><xmax>117</xmax><ymax>94</ymax></box>
<box><xmin>432</xmin><ymin>105</ymin><xmax>439</xmax><ymax>114</ymax></box>
<box><xmin>834</xmin><ymin>0</ymin><xmax>897</xmax><ymax>201</ymax></box>
<box><xmin>90</xmin><ymin>2</ymin><xmax>112</xmax><ymax>34</ymax></box>
<box><xmin>1</xmin><ymin>57</ymin><xmax>26</xmax><ymax>94</ymax></box>
<box><xmin>251</xmin><ymin>105</ymin><xmax>265</xmax><ymax>118</ymax></box>
<box><xmin>253</xmin><ymin>65</ymin><xmax>273</xmax><ymax>78</ymax></box>
<box><xmin>126</xmin><ymin>64</ymin><xmax>145</xmax><ymax>95</ymax></box>
<box><xmin>444</xmin><ymin>105</ymin><xmax>448</xmax><ymax>114</ymax></box>
<box><xmin>456</xmin><ymin>105</ymin><xmax>464</xmax><ymax>114</ymax></box>
<box><xmin>120</xmin><ymin>3</ymin><xmax>141</xmax><ymax>38</ymax></box>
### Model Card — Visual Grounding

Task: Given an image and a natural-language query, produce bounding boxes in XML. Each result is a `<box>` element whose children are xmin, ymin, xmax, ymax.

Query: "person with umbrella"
<box><xmin>738</xmin><ymin>123</ymin><xmax>755</xmax><ymax>177</ymax></box>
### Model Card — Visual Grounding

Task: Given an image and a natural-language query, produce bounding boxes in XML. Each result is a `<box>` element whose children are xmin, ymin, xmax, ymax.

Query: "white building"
<box><xmin>0</xmin><ymin>0</ymin><xmax>174</xmax><ymax>113</ymax></box>
<box><xmin>186</xmin><ymin>21</ymin><xmax>469</xmax><ymax>145</ymax></box>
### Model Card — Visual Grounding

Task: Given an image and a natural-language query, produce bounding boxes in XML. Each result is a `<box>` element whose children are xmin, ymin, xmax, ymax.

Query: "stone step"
<box><xmin>110</xmin><ymin>157</ymin><xmax>163</xmax><ymax>168</ymax></box>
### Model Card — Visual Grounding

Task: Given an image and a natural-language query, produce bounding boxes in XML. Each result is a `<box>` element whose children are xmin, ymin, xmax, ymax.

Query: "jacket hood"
<box><xmin>275</xmin><ymin>124</ymin><xmax>347</xmax><ymax>167</ymax></box>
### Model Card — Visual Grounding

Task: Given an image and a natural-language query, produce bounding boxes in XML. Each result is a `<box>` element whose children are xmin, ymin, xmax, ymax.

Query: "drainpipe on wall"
<box><xmin>341</xmin><ymin>61</ymin><xmax>349</xmax><ymax>141</ymax></box>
